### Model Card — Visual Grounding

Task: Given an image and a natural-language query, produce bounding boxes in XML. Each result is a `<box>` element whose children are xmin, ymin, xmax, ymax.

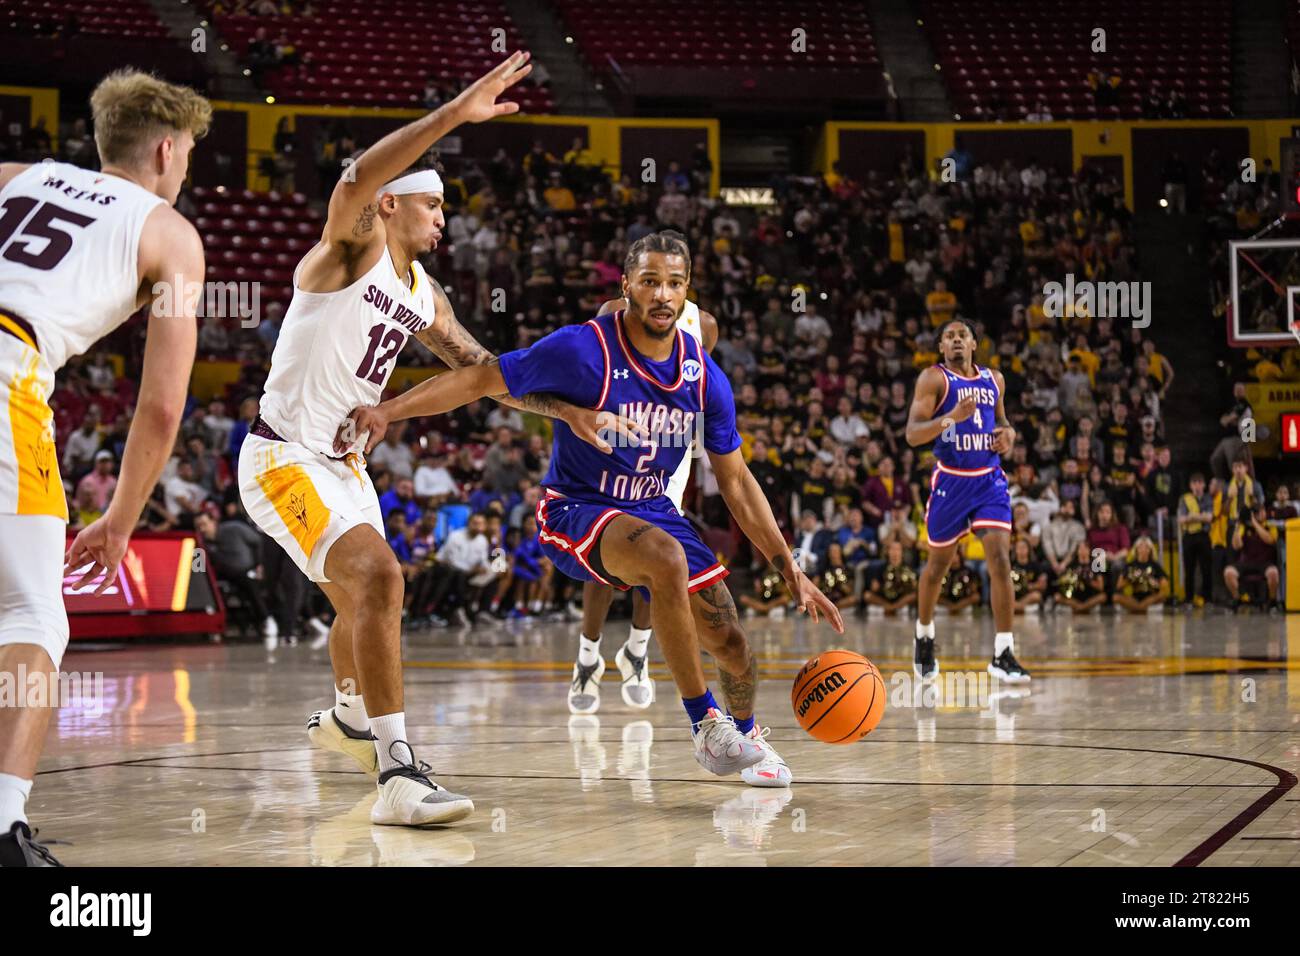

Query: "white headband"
<box><xmin>378</xmin><ymin>169</ymin><xmax>444</xmax><ymax>197</ymax></box>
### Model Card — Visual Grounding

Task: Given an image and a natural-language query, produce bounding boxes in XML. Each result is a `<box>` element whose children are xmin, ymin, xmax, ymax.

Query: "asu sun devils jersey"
<box><xmin>932</xmin><ymin>363</ymin><xmax>1001</xmax><ymax>473</ymax></box>
<box><xmin>498</xmin><ymin>309</ymin><xmax>740</xmax><ymax>508</ymax></box>
<box><xmin>260</xmin><ymin>246</ymin><xmax>435</xmax><ymax>457</ymax></box>
<box><xmin>0</xmin><ymin>161</ymin><xmax>166</xmax><ymax>371</ymax></box>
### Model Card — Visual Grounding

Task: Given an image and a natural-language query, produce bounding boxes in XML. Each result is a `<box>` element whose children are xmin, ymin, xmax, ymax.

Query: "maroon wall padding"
<box><xmin>1130</xmin><ymin>126</ymin><xmax>1249</xmax><ymax>211</ymax></box>
<box><xmin>836</xmin><ymin>129</ymin><xmax>927</xmax><ymax>180</ymax></box>
<box><xmin>192</xmin><ymin>109</ymin><xmax>248</xmax><ymax>189</ymax></box>
<box><xmin>618</xmin><ymin>126</ymin><xmax>707</xmax><ymax>185</ymax></box>
<box><xmin>954</xmin><ymin>128</ymin><xmax>1074</xmax><ymax>173</ymax></box>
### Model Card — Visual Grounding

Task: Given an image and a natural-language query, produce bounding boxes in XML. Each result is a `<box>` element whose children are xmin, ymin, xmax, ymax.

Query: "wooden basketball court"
<box><xmin>32</xmin><ymin>611</ymin><xmax>1300</xmax><ymax>866</ymax></box>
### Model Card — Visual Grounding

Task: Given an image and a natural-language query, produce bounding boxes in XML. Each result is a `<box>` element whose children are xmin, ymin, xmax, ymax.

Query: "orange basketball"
<box><xmin>791</xmin><ymin>650</ymin><xmax>886</xmax><ymax>744</ymax></box>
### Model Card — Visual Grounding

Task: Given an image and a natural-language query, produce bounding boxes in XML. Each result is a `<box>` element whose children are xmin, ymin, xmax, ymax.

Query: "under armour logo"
<box><xmin>613</xmin><ymin>369</ymin><xmax>629</xmax><ymax>380</ymax></box>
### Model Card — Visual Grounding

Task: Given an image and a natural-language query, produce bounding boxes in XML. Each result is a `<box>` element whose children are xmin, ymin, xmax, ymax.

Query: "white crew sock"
<box><xmin>578</xmin><ymin>633</ymin><xmax>602</xmax><ymax>667</ymax></box>
<box><xmin>371</xmin><ymin>712</ymin><xmax>414</xmax><ymax>772</ymax></box>
<box><xmin>625</xmin><ymin>626</ymin><xmax>652</xmax><ymax>658</ymax></box>
<box><xmin>0</xmin><ymin>772</ymin><xmax>33</xmax><ymax>829</ymax></box>
<box><xmin>994</xmin><ymin>632</ymin><xmax>1014</xmax><ymax>656</ymax></box>
<box><xmin>334</xmin><ymin>684</ymin><xmax>370</xmax><ymax>733</ymax></box>
<box><xmin>915</xmin><ymin>620</ymin><xmax>935</xmax><ymax>640</ymax></box>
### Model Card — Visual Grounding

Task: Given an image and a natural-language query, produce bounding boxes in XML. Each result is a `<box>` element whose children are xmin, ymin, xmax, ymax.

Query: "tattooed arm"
<box><xmin>412</xmin><ymin>279</ymin><xmax>640</xmax><ymax>452</ymax></box>
<box><xmin>321</xmin><ymin>53</ymin><xmax>530</xmax><ymax>254</ymax></box>
<box><xmin>415</xmin><ymin>279</ymin><xmax>570</xmax><ymax>420</ymax></box>
<box><xmin>709</xmin><ymin>447</ymin><xmax>845</xmax><ymax>633</ymax></box>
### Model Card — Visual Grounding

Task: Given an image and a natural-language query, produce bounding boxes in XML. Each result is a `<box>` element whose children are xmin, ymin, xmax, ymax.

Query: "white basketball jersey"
<box><xmin>0</xmin><ymin>161</ymin><xmax>165</xmax><ymax>372</ymax></box>
<box><xmin>665</xmin><ymin>299</ymin><xmax>703</xmax><ymax>511</ymax></box>
<box><xmin>260</xmin><ymin>246</ymin><xmax>436</xmax><ymax>457</ymax></box>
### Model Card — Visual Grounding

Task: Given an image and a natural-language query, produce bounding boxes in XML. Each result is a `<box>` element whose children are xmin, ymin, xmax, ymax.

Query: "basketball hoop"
<box><xmin>1289</xmin><ymin>285</ymin><xmax>1300</xmax><ymax>347</ymax></box>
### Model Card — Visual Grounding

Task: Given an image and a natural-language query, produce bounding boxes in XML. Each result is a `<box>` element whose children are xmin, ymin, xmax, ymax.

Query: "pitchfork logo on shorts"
<box><xmin>289</xmin><ymin>493</ymin><xmax>309</xmax><ymax>531</ymax></box>
<box><xmin>682</xmin><ymin>359</ymin><xmax>702</xmax><ymax>383</ymax></box>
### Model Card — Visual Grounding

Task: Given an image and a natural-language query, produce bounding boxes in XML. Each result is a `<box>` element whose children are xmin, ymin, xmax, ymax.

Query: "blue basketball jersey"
<box><xmin>932</xmin><ymin>363</ymin><xmax>1001</xmax><ymax>473</ymax></box>
<box><xmin>497</xmin><ymin>310</ymin><xmax>741</xmax><ymax>508</ymax></box>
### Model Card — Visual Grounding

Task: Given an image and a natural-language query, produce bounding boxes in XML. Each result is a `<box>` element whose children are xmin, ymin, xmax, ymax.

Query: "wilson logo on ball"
<box><xmin>796</xmin><ymin>671</ymin><xmax>847</xmax><ymax>718</ymax></box>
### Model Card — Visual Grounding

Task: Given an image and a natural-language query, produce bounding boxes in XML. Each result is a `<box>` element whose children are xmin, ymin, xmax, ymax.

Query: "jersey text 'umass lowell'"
<box><xmin>497</xmin><ymin>310</ymin><xmax>740</xmax><ymax>509</ymax></box>
<box><xmin>932</xmin><ymin>364</ymin><xmax>1001</xmax><ymax>473</ymax></box>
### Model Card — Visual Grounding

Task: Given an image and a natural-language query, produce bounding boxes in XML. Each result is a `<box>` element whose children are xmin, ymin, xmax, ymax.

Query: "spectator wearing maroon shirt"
<box><xmin>1086</xmin><ymin>501</ymin><xmax>1130</xmax><ymax>594</ymax></box>
<box><xmin>862</xmin><ymin>456</ymin><xmax>909</xmax><ymax>528</ymax></box>
<box><xmin>1224</xmin><ymin>504</ymin><xmax>1280</xmax><ymax>609</ymax></box>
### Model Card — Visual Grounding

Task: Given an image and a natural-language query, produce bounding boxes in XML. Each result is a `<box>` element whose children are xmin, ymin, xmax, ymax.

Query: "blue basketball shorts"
<box><xmin>923</xmin><ymin>464</ymin><xmax>1013</xmax><ymax>548</ymax></box>
<box><xmin>535</xmin><ymin>490</ymin><xmax>727</xmax><ymax>595</ymax></box>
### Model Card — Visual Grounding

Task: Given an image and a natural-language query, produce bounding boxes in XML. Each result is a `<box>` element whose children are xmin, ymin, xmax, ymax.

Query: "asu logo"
<box><xmin>289</xmin><ymin>492</ymin><xmax>309</xmax><ymax>531</ymax></box>
<box><xmin>29</xmin><ymin>432</ymin><xmax>54</xmax><ymax>493</ymax></box>
<box><xmin>682</xmin><ymin>359</ymin><xmax>702</xmax><ymax>383</ymax></box>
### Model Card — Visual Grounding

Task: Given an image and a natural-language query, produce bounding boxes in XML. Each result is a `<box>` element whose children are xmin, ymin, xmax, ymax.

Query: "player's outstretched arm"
<box><xmin>709</xmin><ymin>447</ymin><xmax>845</xmax><ymax>633</ymax></box>
<box><xmin>66</xmin><ymin>208</ymin><xmax>204</xmax><ymax>593</ymax></box>
<box><xmin>321</xmin><ymin>51</ymin><xmax>531</xmax><ymax>253</ymax></box>
<box><xmin>339</xmin><ymin>363</ymin><xmax>507</xmax><ymax>455</ymax></box>
<box><xmin>337</xmin><ymin>364</ymin><xmax>645</xmax><ymax>455</ymax></box>
<box><xmin>414</xmin><ymin>281</ymin><xmax>617</xmax><ymax>449</ymax></box>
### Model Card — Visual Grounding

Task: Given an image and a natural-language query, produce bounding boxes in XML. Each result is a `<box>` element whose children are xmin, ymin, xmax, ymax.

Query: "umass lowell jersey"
<box><xmin>932</xmin><ymin>363</ymin><xmax>1001</xmax><ymax>473</ymax></box>
<box><xmin>497</xmin><ymin>310</ymin><xmax>741</xmax><ymax>507</ymax></box>
<box><xmin>924</xmin><ymin>362</ymin><xmax>1011</xmax><ymax>547</ymax></box>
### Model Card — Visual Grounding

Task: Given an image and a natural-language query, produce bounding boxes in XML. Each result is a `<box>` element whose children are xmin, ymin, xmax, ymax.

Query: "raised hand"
<box><xmin>450</xmin><ymin>51</ymin><xmax>533</xmax><ymax>124</ymax></box>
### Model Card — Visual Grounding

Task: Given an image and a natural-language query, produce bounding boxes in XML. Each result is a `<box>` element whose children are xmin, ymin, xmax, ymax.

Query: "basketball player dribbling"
<box><xmin>565</xmin><ymin>295</ymin><xmax>717</xmax><ymax>718</ymax></box>
<box><xmin>339</xmin><ymin>231</ymin><xmax>845</xmax><ymax>788</ymax></box>
<box><xmin>239</xmin><ymin>53</ymin><xmax>638</xmax><ymax>829</ymax></box>
<box><xmin>0</xmin><ymin>71</ymin><xmax>210</xmax><ymax>866</ymax></box>
<box><xmin>905</xmin><ymin>318</ymin><xmax>1030</xmax><ymax>684</ymax></box>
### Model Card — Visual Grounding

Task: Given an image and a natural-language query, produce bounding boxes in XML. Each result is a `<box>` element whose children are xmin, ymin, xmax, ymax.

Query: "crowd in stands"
<box><xmin>44</xmin><ymin>134</ymin><xmax>1299</xmax><ymax>637</ymax></box>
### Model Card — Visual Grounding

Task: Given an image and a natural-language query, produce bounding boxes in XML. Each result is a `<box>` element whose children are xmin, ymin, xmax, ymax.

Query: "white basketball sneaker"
<box><xmin>614</xmin><ymin>642</ymin><xmax>655</xmax><ymax>708</ymax></box>
<box><xmin>739</xmin><ymin>723</ymin><xmax>793</xmax><ymax>788</ymax></box>
<box><xmin>567</xmin><ymin>657</ymin><xmax>605</xmax><ymax>715</ymax></box>
<box><xmin>692</xmin><ymin>707</ymin><xmax>765</xmax><ymax>776</ymax></box>
<box><xmin>307</xmin><ymin>707</ymin><xmax>379</xmax><ymax>776</ymax></box>
<box><xmin>370</xmin><ymin>742</ymin><xmax>474</xmax><ymax>827</ymax></box>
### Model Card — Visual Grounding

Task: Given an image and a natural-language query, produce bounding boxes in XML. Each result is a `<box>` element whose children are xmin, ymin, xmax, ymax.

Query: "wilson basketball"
<box><xmin>791</xmin><ymin>650</ymin><xmax>886</xmax><ymax>744</ymax></box>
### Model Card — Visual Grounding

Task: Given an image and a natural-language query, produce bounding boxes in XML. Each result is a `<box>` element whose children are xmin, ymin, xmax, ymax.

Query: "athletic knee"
<box><xmin>643</xmin><ymin>540</ymin><xmax>689</xmax><ymax>590</ymax></box>
<box><xmin>352</xmin><ymin>552</ymin><xmax>404</xmax><ymax>607</ymax></box>
<box><xmin>712</xmin><ymin>624</ymin><xmax>749</xmax><ymax>667</ymax></box>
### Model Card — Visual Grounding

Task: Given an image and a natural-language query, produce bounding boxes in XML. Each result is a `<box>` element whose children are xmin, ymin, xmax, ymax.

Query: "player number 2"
<box><xmin>635</xmin><ymin>439</ymin><xmax>658</xmax><ymax>473</ymax></box>
<box><xmin>356</xmin><ymin>323</ymin><xmax>404</xmax><ymax>385</ymax></box>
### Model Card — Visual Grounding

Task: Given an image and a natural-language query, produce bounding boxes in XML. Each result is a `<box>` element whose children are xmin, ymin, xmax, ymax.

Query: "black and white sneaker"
<box><xmin>371</xmin><ymin>742</ymin><xmax>475</xmax><ymax>827</ymax></box>
<box><xmin>567</xmin><ymin>657</ymin><xmax>605</xmax><ymax>714</ymax></box>
<box><xmin>0</xmin><ymin>821</ymin><xmax>63</xmax><ymax>867</ymax></box>
<box><xmin>614</xmin><ymin>642</ymin><xmax>655</xmax><ymax>708</ymax></box>
<box><xmin>914</xmin><ymin>636</ymin><xmax>939</xmax><ymax>682</ymax></box>
<box><xmin>988</xmin><ymin>648</ymin><xmax>1031</xmax><ymax>683</ymax></box>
